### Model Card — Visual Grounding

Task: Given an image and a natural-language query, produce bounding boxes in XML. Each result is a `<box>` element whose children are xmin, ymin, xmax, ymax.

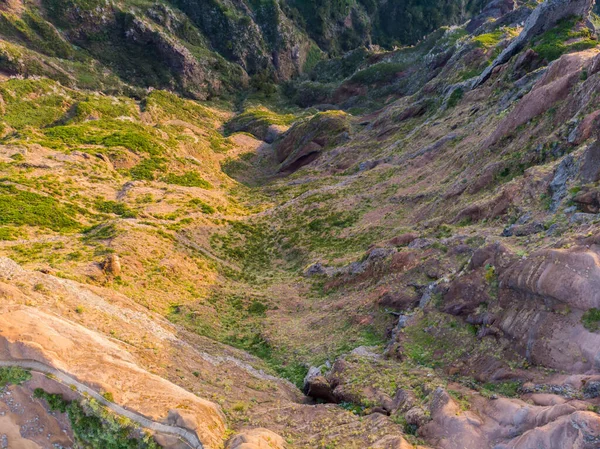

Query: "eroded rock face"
<box><xmin>484</xmin><ymin>51</ymin><xmax>596</xmax><ymax>148</ymax></box>
<box><xmin>226</xmin><ymin>428</ymin><xmax>285</xmax><ymax>449</ymax></box>
<box><xmin>500</xmin><ymin>247</ymin><xmax>600</xmax><ymax>310</ymax></box>
<box><xmin>421</xmin><ymin>387</ymin><xmax>600</xmax><ymax>449</ymax></box>
<box><xmin>0</xmin><ymin>305</ymin><xmax>227</xmax><ymax>448</ymax></box>
<box><xmin>493</xmin><ymin>411</ymin><xmax>600</xmax><ymax>449</ymax></box>
<box><xmin>474</xmin><ymin>0</ymin><xmax>595</xmax><ymax>87</ymax></box>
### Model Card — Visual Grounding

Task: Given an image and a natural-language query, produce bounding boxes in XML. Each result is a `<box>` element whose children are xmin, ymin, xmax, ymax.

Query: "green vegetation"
<box><xmin>447</xmin><ymin>88</ymin><xmax>464</xmax><ymax>108</ymax></box>
<box><xmin>0</xmin><ymin>366</ymin><xmax>31</xmax><ymax>387</ymax></box>
<box><xmin>73</xmin><ymin>96</ymin><xmax>139</xmax><ymax>121</ymax></box>
<box><xmin>34</xmin><ymin>389</ymin><xmax>160</xmax><ymax>449</ymax></box>
<box><xmin>403</xmin><ymin>312</ymin><xmax>520</xmax><ymax>370</ymax></box>
<box><xmin>0</xmin><ymin>10</ymin><xmax>73</xmax><ymax>59</ymax></box>
<box><xmin>43</xmin><ymin>120</ymin><xmax>164</xmax><ymax>155</ymax></box>
<box><xmin>582</xmin><ymin>308</ymin><xmax>600</xmax><ymax>332</ymax></box>
<box><xmin>303</xmin><ymin>44</ymin><xmax>323</xmax><ymax>72</ymax></box>
<box><xmin>95</xmin><ymin>200</ymin><xmax>136</xmax><ymax>218</ymax></box>
<box><xmin>481</xmin><ymin>380</ymin><xmax>521</xmax><ymax>398</ymax></box>
<box><xmin>374</xmin><ymin>0</ymin><xmax>486</xmax><ymax>47</ymax></box>
<box><xmin>348</xmin><ymin>62</ymin><xmax>407</xmax><ymax>85</ymax></box>
<box><xmin>168</xmin><ymin>292</ymin><xmax>308</xmax><ymax>387</ymax></box>
<box><xmin>0</xmin><ymin>78</ymin><xmax>71</xmax><ymax>129</ymax></box>
<box><xmin>473</xmin><ymin>27</ymin><xmax>518</xmax><ymax>50</ymax></box>
<box><xmin>0</xmin><ymin>184</ymin><xmax>79</xmax><ymax>231</ymax></box>
<box><xmin>533</xmin><ymin>16</ymin><xmax>598</xmax><ymax>62</ymax></box>
<box><xmin>129</xmin><ymin>158</ymin><xmax>166</xmax><ymax>181</ymax></box>
<box><xmin>161</xmin><ymin>172</ymin><xmax>212</xmax><ymax>188</ymax></box>
<box><xmin>188</xmin><ymin>198</ymin><xmax>216</xmax><ymax>214</ymax></box>
<box><xmin>211</xmin><ymin>220</ymin><xmax>274</xmax><ymax>270</ymax></box>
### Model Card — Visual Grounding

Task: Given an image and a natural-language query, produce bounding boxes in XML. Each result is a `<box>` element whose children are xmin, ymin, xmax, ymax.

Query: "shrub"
<box><xmin>188</xmin><ymin>198</ymin><xmax>216</xmax><ymax>214</ymax></box>
<box><xmin>95</xmin><ymin>200</ymin><xmax>136</xmax><ymax>218</ymax></box>
<box><xmin>0</xmin><ymin>366</ymin><xmax>31</xmax><ymax>387</ymax></box>
<box><xmin>582</xmin><ymin>308</ymin><xmax>600</xmax><ymax>332</ymax></box>
<box><xmin>129</xmin><ymin>157</ymin><xmax>166</xmax><ymax>181</ymax></box>
<box><xmin>447</xmin><ymin>88</ymin><xmax>464</xmax><ymax>108</ymax></box>
<box><xmin>161</xmin><ymin>172</ymin><xmax>212</xmax><ymax>188</ymax></box>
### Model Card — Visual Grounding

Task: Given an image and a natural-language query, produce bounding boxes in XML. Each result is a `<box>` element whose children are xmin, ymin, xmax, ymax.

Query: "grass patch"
<box><xmin>348</xmin><ymin>62</ymin><xmax>407</xmax><ymax>85</ymax></box>
<box><xmin>481</xmin><ymin>380</ymin><xmax>521</xmax><ymax>398</ymax></box>
<box><xmin>447</xmin><ymin>88</ymin><xmax>464</xmax><ymax>108</ymax></box>
<box><xmin>129</xmin><ymin>157</ymin><xmax>166</xmax><ymax>181</ymax></box>
<box><xmin>188</xmin><ymin>198</ymin><xmax>215</xmax><ymax>214</ymax></box>
<box><xmin>0</xmin><ymin>184</ymin><xmax>79</xmax><ymax>231</ymax></box>
<box><xmin>95</xmin><ymin>200</ymin><xmax>136</xmax><ymax>218</ymax></box>
<box><xmin>533</xmin><ymin>16</ymin><xmax>598</xmax><ymax>62</ymax></box>
<box><xmin>161</xmin><ymin>172</ymin><xmax>212</xmax><ymax>188</ymax></box>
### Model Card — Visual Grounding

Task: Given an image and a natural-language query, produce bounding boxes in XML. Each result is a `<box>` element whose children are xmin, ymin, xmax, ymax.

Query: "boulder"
<box><xmin>493</xmin><ymin>411</ymin><xmax>600</xmax><ymax>449</ymax></box>
<box><xmin>303</xmin><ymin>366</ymin><xmax>336</xmax><ymax>403</ymax></box>
<box><xmin>484</xmin><ymin>52</ymin><xmax>594</xmax><ymax>148</ymax></box>
<box><xmin>101</xmin><ymin>254</ymin><xmax>122</xmax><ymax>276</ymax></box>
<box><xmin>549</xmin><ymin>155</ymin><xmax>578</xmax><ymax>212</ymax></box>
<box><xmin>405</xmin><ymin>406</ymin><xmax>430</xmax><ymax>428</ymax></box>
<box><xmin>379</xmin><ymin>291</ymin><xmax>420</xmax><ymax>310</ymax></box>
<box><xmin>371</xmin><ymin>435</ymin><xmax>415</xmax><ymax>449</ymax></box>
<box><xmin>500</xmin><ymin>247</ymin><xmax>600</xmax><ymax>310</ymax></box>
<box><xmin>573</xmin><ymin>189</ymin><xmax>600</xmax><ymax>213</ymax></box>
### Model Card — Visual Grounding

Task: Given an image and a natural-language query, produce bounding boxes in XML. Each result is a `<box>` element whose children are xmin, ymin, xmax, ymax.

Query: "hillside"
<box><xmin>2</xmin><ymin>0</ymin><xmax>600</xmax><ymax>449</ymax></box>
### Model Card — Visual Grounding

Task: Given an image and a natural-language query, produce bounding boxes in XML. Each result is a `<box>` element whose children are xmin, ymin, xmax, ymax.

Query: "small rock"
<box><xmin>408</xmin><ymin>238</ymin><xmax>433</xmax><ymax>249</ymax></box>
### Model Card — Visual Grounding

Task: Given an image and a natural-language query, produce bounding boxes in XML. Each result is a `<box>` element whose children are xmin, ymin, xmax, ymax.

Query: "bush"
<box><xmin>0</xmin><ymin>366</ymin><xmax>31</xmax><ymax>387</ymax></box>
<box><xmin>582</xmin><ymin>308</ymin><xmax>600</xmax><ymax>332</ymax></box>
<box><xmin>129</xmin><ymin>157</ymin><xmax>166</xmax><ymax>181</ymax></box>
<box><xmin>95</xmin><ymin>200</ymin><xmax>136</xmax><ymax>218</ymax></box>
<box><xmin>188</xmin><ymin>198</ymin><xmax>216</xmax><ymax>214</ymax></box>
<box><xmin>447</xmin><ymin>88</ymin><xmax>464</xmax><ymax>108</ymax></box>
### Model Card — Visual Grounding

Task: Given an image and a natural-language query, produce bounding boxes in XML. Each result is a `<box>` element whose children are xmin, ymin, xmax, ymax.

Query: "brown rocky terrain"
<box><xmin>2</xmin><ymin>0</ymin><xmax>600</xmax><ymax>448</ymax></box>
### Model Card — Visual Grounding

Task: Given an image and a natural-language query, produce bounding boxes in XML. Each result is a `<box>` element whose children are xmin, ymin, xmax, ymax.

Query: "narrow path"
<box><xmin>0</xmin><ymin>359</ymin><xmax>204</xmax><ymax>449</ymax></box>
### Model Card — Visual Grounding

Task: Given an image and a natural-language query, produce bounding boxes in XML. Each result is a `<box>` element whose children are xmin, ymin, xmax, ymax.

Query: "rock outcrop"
<box><xmin>274</xmin><ymin>111</ymin><xmax>350</xmax><ymax>172</ymax></box>
<box><xmin>226</xmin><ymin>428</ymin><xmax>285</xmax><ymax>449</ymax></box>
